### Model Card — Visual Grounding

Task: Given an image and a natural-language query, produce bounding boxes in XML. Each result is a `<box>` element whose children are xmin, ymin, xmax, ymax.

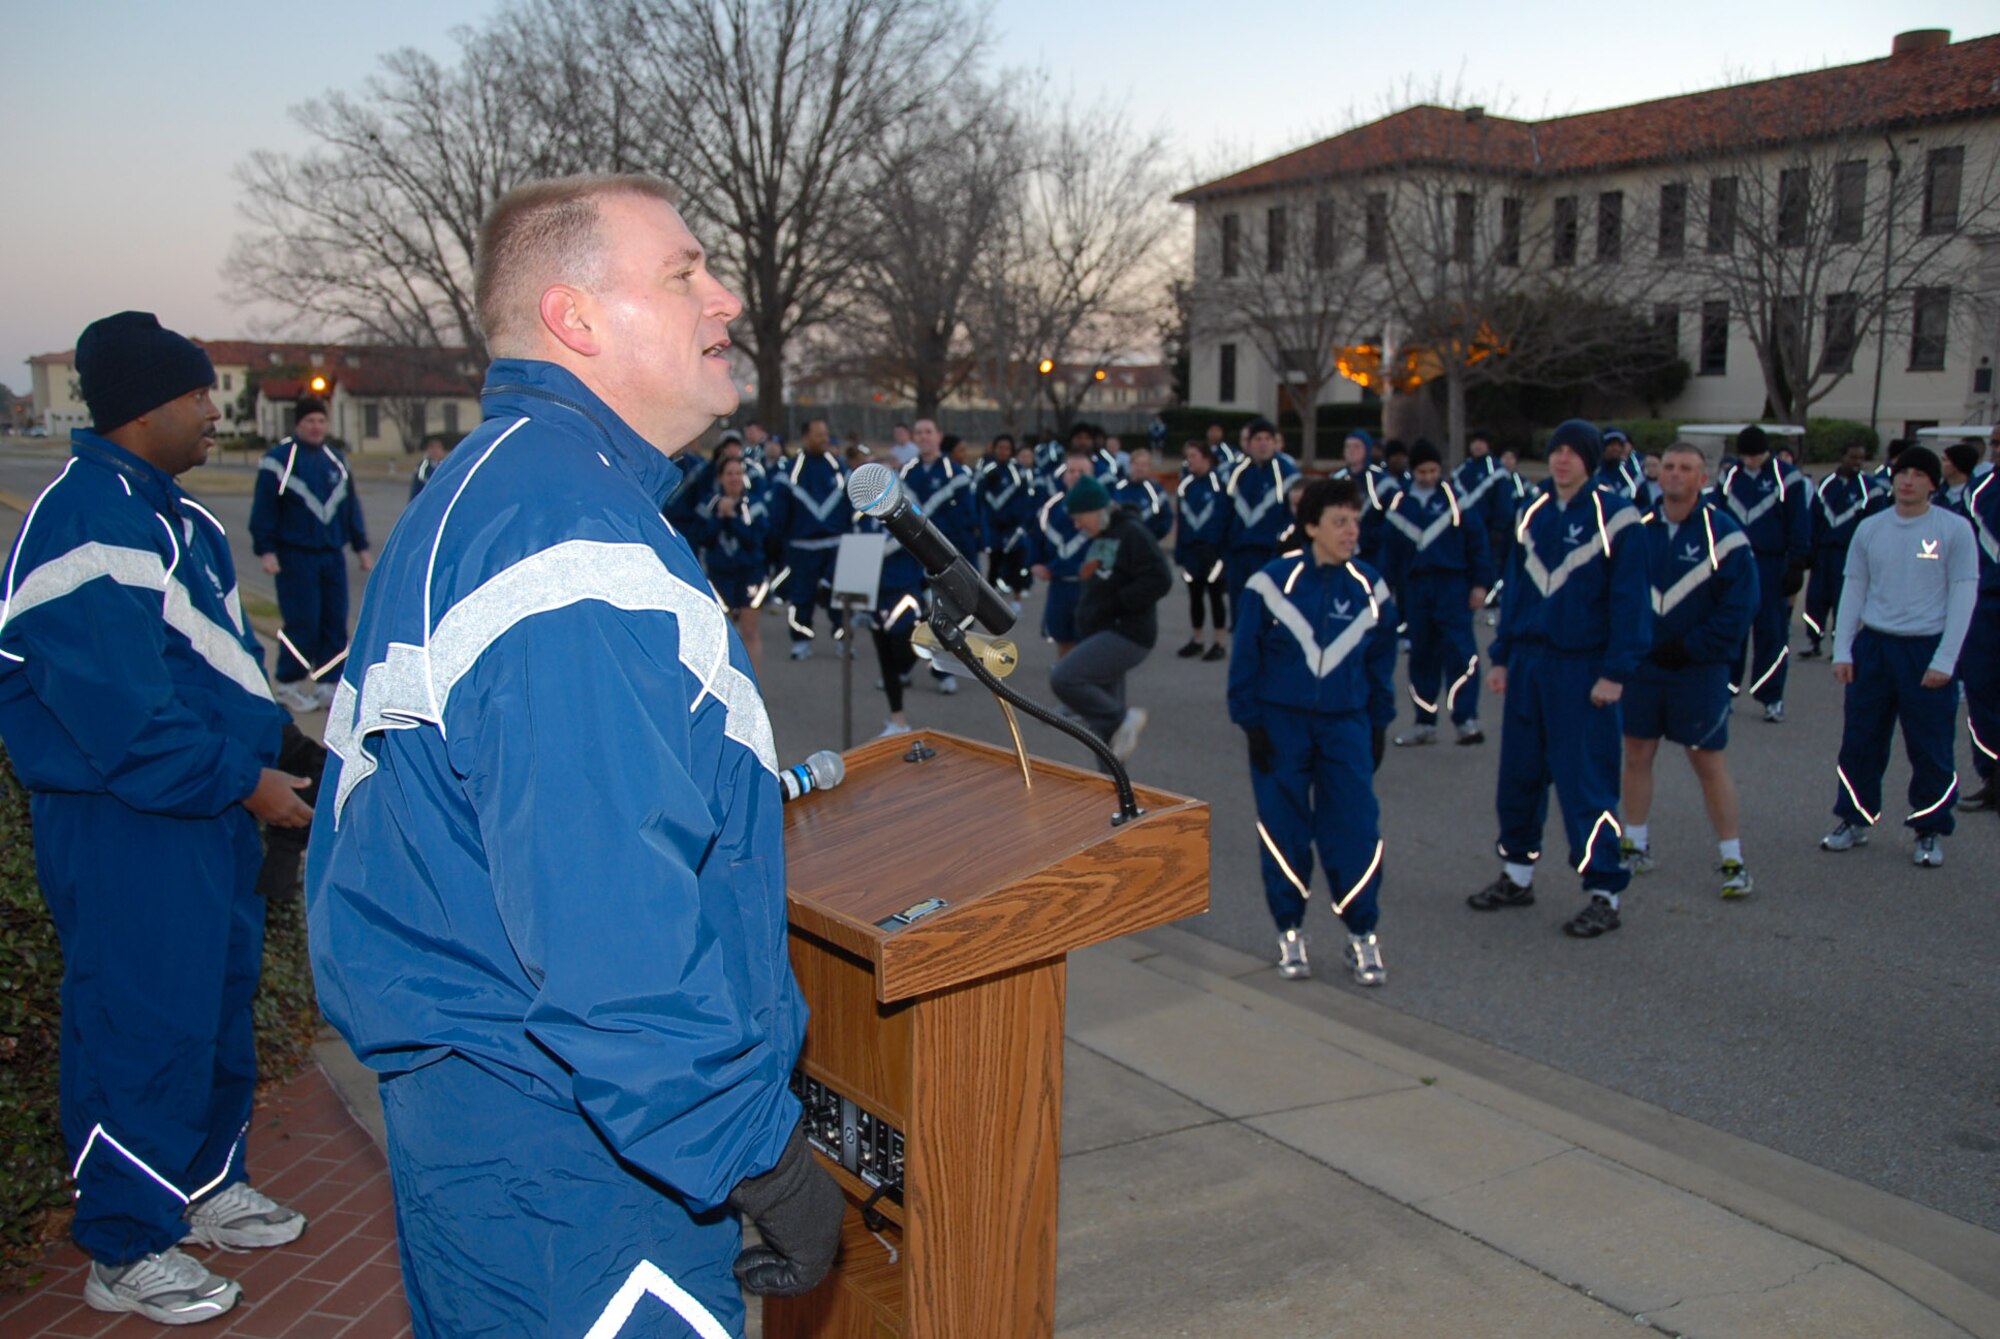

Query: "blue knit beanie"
<box><xmin>76</xmin><ymin>312</ymin><xmax>215</xmax><ymax>432</ymax></box>
<box><xmin>1547</xmin><ymin>419</ymin><xmax>1603</xmax><ymax>474</ymax></box>
<box><xmin>1345</xmin><ymin>428</ymin><xmax>1377</xmax><ymax>454</ymax></box>
<box><xmin>1064</xmin><ymin>474</ymin><xmax>1112</xmax><ymax>514</ymax></box>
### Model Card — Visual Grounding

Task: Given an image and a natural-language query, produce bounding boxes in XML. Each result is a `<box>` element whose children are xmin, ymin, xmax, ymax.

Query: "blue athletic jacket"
<box><xmin>1112</xmin><ymin>477</ymin><xmax>1174</xmax><ymax>541</ymax></box>
<box><xmin>1222</xmin><ymin>455</ymin><xmax>1302</xmax><ymax>554</ymax></box>
<box><xmin>900</xmin><ymin>455</ymin><xmax>982</xmax><ymax>558</ymax></box>
<box><xmin>1810</xmin><ymin>470</ymin><xmax>1889</xmax><ymax>553</ymax></box>
<box><xmin>1710</xmin><ymin>456</ymin><xmax>1810</xmax><ymax>563</ymax></box>
<box><xmin>977</xmin><ymin>458</ymin><xmax>1037</xmax><ymax>552</ymax></box>
<box><xmin>250</xmin><ymin>437</ymin><xmax>369</xmax><ymax>553</ymax></box>
<box><xmin>767</xmin><ymin>451</ymin><xmax>851</xmax><ymax>547</ymax></box>
<box><xmin>1962</xmin><ymin>469</ymin><xmax>2000</xmax><ymax>594</ymax></box>
<box><xmin>1491</xmin><ymin>481</ymin><xmax>1653</xmax><ymax>681</ymax></box>
<box><xmin>0</xmin><ymin>433</ymin><xmax>283</xmax><ymax>814</ymax></box>
<box><xmin>1031</xmin><ymin>488</ymin><xmax>1090</xmax><ymax>579</ymax></box>
<box><xmin>306</xmin><ymin>359</ymin><xmax>802</xmax><ymax>1213</ymax></box>
<box><xmin>1382</xmin><ymin>483</ymin><xmax>1497</xmax><ymax>591</ymax></box>
<box><xmin>1454</xmin><ymin>455</ymin><xmax>1514</xmax><ymax>536</ymax></box>
<box><xmin>1174</xmin><ymin>469</ymin><xmax>1229</xmax><ymax>562</ymax></box>
<box><xmin>1228</xmin><ymin>551</ymin><xmax>1398</xmax><ymax>726</ymax></box>
<box><xmin>694</xmin><ymin>489</ymin><xmax>771</xmax><ymax>583</ymax></box>
<box><xmin>1636</xmin><ymin>503</ymin><xmax>1759</xmax><ymax>667</ymax></box>
<box><xmin>1333</xmin><ymin>463</ymin><xmax>1403</xmax><ymax>557</ymax></box>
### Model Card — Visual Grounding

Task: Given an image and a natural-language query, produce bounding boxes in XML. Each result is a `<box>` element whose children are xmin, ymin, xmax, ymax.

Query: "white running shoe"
<box><xmin>1276</xmin><ymin>928</ymin><xmax>1311</xmax><ymax>979</ymax></box>
<box><xmin>1346</xmin><ymin>933</ymin><xmax>1386</xmax><ymax>986</ymax></box>
<box><xmin>272</xmin><ymin>681</ymin><xmax>318</xmax><ymax>713</ymax></box>
<box><xmin>1109</xmin><ymin>707</ymin><xmax>1149</xmax><ymax>760</ymax></box>
<box><xmin>182</xmin><ymin>1181</ymin><xmax>307</xmax><ymax>1250</ymax></box>
<box><xmin>1821</xmin><ymin>820</ymin><xmax>1869</xmax><ymax>852</ymax></box>
<box><xmin>84</xmin><ymin>1248</ymin><xmax>240</xmax><ymax>1325</ymax></box>
<box><xmin>936</xmin><ymin>673</ymin><xmax>960</xmax><ymax>695</ymax></box>
<box><xmin>312</xmin><ymin>681</ymin><xmax>338</xmax><ymax>709</ymax></box>
<box><xmin>876</xmin><ymin>719</ymin><xmax>913</xmax><ymax>739</ymax></box>
<box><xmin>1912</xmin><ymin>833</ymin><xmax>1944</xmax><ymax>868</ymax></box>
<box><xmin>787</xmin><ymin>642</ymin><xmax>812</xmax><ymax>661</ymax></box>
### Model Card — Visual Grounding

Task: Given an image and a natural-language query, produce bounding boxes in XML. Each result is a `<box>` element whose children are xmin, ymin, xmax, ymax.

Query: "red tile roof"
<box><xmin>1178</xmin><ymin>31</ymin><xmax>2000</xmax><ymax>201</ymax></box>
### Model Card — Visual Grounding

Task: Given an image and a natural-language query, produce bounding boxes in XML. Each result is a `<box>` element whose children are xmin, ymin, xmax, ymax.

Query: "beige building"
<box><xmin>1178</xmin><ymin>29</ymin><xmax>2000</xmax><ymax>450</ymax></box>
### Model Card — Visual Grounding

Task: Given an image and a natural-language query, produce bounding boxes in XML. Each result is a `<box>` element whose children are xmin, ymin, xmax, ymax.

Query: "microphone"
<box><xmin>847</xmin><ymin>463</ymin><xmax>1016</xmax><ymax>634</ymax></box>
<box><xmin>779</xmin><ymin>750</ymin><xmax>845</xmax><ymax>803</ymax></box>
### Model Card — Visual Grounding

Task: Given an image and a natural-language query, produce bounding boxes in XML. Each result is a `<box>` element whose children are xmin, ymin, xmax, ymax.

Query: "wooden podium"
<box><xmin>766</xmin><ymin>730</ymin><xmax>1209</xmax><ymax>1339</ymax></box>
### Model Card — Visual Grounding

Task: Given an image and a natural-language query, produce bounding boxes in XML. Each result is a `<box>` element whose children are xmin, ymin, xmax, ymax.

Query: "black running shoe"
<box><xmin>1202</xmin><ymin>643</ymin><xmax>1228</xmax><ymax>662</ymax></box>
<box><xmin>1467</xmin><ymin>874</ymin><xmax>1534</xmax><ymax>910</ymax></box>
<box><xmin>1562</xmin><ymin>896</ymin><xmax>1620</xmax><ymax>938</ymax></box>
<box><xmin>1959</xmin><ymin>781</ymin><xmax>1994</xmax><ymax>812</ymax></box>
<box><xmin>1176</xmin><ymin>639</ymin><xmax>1204</xmax><ymax>658</ymax></box>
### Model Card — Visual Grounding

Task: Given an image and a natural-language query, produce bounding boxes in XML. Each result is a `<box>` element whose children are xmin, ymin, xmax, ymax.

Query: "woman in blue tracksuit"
<box><xmin>1383</xmin><ymin>440</ymin><xmax>1495</xmax><ymax>746</ymax></box>
<box><xmin>1470</xmin><ymin>420</ymin><xmax>1653</xmax><ymax>938</ymax></box>
<box><xmin>695</xmin><ymin>453</ymin><xmax>771</xmax><ymax>679</ymax></box>
<box><xmin>1174</xmin><ymin>441</ymin><xmax>1232</xmax><ymax>660</ymax></box>
<box><xmin>1229</xmin><ymin>478</ymin><xmax>1399</xmax><ymax>986</ymax></box>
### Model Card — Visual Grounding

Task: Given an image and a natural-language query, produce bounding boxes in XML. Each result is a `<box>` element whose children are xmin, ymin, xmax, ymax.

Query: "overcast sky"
<box><xmin>4</xmin><ymin>0</ymin><xmax>1990</xmax><ymax>392</ymax></box>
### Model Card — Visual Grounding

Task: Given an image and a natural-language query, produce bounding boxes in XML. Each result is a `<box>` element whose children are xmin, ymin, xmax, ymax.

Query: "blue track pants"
<box><xmin>1403</xmin><ymin>573</ymin><xmax>1481</xmax><ymax>727</ymax></box>
<box><xmin>1833</xmin><ymin>628</ymin><xmax>1959</xmax><ymax>834</ymax></box>
<box><xmin>778</xmin><ymin>542</ymin><xmax>844</xmax><ymax>643</ymax></box>
<box><xmin>273</xmin><ymin>546</ymin><xmax>349</xmax><ymax>683</ymax></box>
<box><xmin>1734</xmin><ymin>552</ymin><xmax>1791</xmax><ymax>705</ymax></box>
<box><xmin>1248</xmin><ymin>707</ymin><xmax>1383</xmax><ymax>937</ymax></box>
<box><xmin>1494</xmin><ymin>650</ymin><xmax>1630</xmax><ymax>895</ymax></box>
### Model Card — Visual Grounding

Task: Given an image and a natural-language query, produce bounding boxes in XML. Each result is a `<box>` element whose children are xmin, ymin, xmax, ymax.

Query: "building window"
<box><xmin>1658</xmin><ymin>183</ymin><xmax>1686</xmax><ymax>258</ymax></box>
<box><xmin>363</xmin><ymin>403</ymin><xmax>381</xmax><ymax>438</ymax></box>
<box><xmin>1777</xmin><ymin>169</ymin><xmax>1808</xmax><ymax>247</ymax></box>
<box><xmin>1596</xmin><ymin>191</ymin><xmax>1623</xmax><ymax>262</ymax></box>
<box><xmin>220</xmin><ymin>372</ymin><xmax>233</xmax><ymax>392</ymax></box>
<box><xmin>1653</xmin><ymin>304</ymin><xmax>1680</xmax><ymax>356</ymax></box>
<box><xmin>1364</xmin><ymin>193</ymin><xmax>1387</xmax><ymax>263</ymax></box>
<box><xmin>1552</xmin><ymin>195</ymin><xmax>1578</xmax><ymax>266</ymax></box>
<box><xmin>1313</xmin><ymin>199</ymin><xmax>1335</xmax><ymax>268</ymax></box>
<box><xmin>1707</xmin><ymin>177</ymin><xmax>1738</xmax><ymax>253</ymax></box>
<box><xmin>1699</xmin><ymin>301</ymin><xmax>1729</xmax><ymax>375</ymax></box>
<box><xmin>1220</xmin><ymin>214</ymin><xmax>1239</xmax><ymax>278</ymax></box>
<box><xmin>1498</xmin><ymin>196</ymin><xmax>1521</xmax><ymax>267</ymax></box>
<box><xmin>1218</xmin><ymin>343</ymin><xmax>1239</xmax><ymax>403</ymax></box>
<box><xmin>1909</xmin><ymin>287</ymin><xmax>1949</xmax><ymax>370</ymax></box>
<box><xmin>1266</xmin><ymin>206</ymin><xmax>1287</xmax><ymax>272</ymax></box>
<box><xmin>1923</xmin><ymin>146</ymin><xmax>1962</xmax><ymax>234</ymax></box>
<box><xmin>1453</xmin><ymin>191</ymin><xmax>1476</xmax><ymax>263</ymax></box>
<box><xmin>1832</xmin><ymin>160</ymin><xmax>1867</xmax><ymax>243</ymax></box>
<box><xmin>443</xmin><ymin>401</ymin><xmax>462</xmax><ymax>434</ymax></box>
<box><xmin>1820</xmin><ymin>293</ymin><xmax>1858</xmax><ymax>375</ymax></box>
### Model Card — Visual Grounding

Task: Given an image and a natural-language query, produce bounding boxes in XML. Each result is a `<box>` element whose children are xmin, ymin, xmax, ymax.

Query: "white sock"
<box><xmin>1626</xmin><ymin>823</ymin><xmax>1649</xmax><ymax>850</ymax></box>
<box><xmin>1598</xmin><ymin>892</ymin><xmax>1620</xmax><ymax>909</ymax></box>
<box><xmin>1503</xmin><ymin>861</ymin><xmax>1535</xmax><ymax>887</ymax></box>
<box><xmin>1719</xmin><ymin>838</ymin><xmax>1743</xmax><ymax>864</ymax></box>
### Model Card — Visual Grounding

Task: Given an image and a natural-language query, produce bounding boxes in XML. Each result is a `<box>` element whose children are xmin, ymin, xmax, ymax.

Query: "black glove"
<box><xmin>1781</xmin><ymin>562</ymin><xmax>1806</xmax><ymax>597</ymax></box>
<box><xmin>1371</xmin><ymin>727</ymin><xmax>1386</xmax><ymax>773</ymax></box>
<box><xmin>727</xmin><ymin>1122</ymin><xmax>844</xmax><ymax>1297</ymax></box>
<box><xmin>1245</xmin><ymin>726</ymin><xmax>1275</xmax><ymax>774</ymax></box>
<box><xmin>256</xmin><ymin>722</ymin><xmax>327</xmax><ymax>898</ymax></box>
<box><xmin>1647</xmin><ymin>637</ymin><xmax>1692</xmax><ymax>672</ymax></box>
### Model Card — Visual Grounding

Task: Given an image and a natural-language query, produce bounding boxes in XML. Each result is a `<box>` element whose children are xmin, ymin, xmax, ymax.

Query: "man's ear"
<box><xmin>539</xmin><ymin>286</ymin><xmax>600</xmax><ymax>357</ymax></box>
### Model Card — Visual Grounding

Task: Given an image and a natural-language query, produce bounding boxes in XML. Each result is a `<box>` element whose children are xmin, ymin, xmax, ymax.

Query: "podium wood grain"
<box><xmin>766</xmin><ymin>732</ymin><xmax>1208</xmax><ymax>1339</ymax></box>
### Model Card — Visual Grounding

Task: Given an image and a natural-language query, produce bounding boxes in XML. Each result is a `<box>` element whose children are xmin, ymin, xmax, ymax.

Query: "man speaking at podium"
<box><xmin>307</xmin><ymin>176</ymin><xmax>840</xmax><ymax>1338</ymax></box>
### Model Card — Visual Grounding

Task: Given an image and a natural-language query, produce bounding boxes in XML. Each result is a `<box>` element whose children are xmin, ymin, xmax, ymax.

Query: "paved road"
<box><xmin>4</xmin><ymin>440</ymin><xmax>1996</xmax><ymax>1236</ymax></box>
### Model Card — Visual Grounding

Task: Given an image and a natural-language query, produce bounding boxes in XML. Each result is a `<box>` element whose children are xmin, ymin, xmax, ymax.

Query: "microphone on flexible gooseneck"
<box><xmin>846</xmin><ymin>464</ymin><xmax>1016</xmax><ymax>636</ymax></box>
<box><xmin>779</xmin><ymin>750</ymin><xmax>845</xmax><ymax>803</ymax></box>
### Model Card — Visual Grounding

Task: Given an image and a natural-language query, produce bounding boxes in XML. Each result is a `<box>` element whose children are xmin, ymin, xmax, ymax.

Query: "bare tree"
<box><xmin>1193</xmin><ymin>191</ymin><xmax>1378</xmax><ymax>464</ymax></box>
<box><xmin>635</xmin><ymin>0</ymin><xmax>987</xmax><ymax>427</ymax></box>
<box><xmin>1666</xmin><ymin>86</ymin><xmax>2000</xmax><ymax>427</ymax></box>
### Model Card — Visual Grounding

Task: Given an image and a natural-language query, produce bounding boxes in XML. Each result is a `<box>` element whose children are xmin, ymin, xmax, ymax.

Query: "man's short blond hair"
<box><xmin>1661</xmin><ymin>439</ymin><xmax>1708</xmax><ymax>467</ymax></box>
<box><xmin>474</xmin><ymin>174</ymin><xmax>679</xmax><ymax>356</ymax></box>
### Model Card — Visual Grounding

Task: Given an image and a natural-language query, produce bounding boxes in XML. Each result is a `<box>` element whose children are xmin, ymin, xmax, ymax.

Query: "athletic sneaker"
<box><xmin>1562</xmin><ymin>896</ymin><xmax>1621</xmax><ymax>938</ymax></box>
<box><xmin>84</xmin><ymin>1249</ymin><xmax>240</xmax><ymax>1325</ymax></box>
<box><xmin>1276</xmin><ymin>928</ymin><xmax>1311</xmax><ymax>979</ymax></box>
<box><xmin>1799</xmin><ymin>643</ymin><xmax>1822</xmax><ymax>660</ymax></box>
<box><xmin>1719</xmin><ymin>859</ymin><xmax>1754</xmax><ymax>898</ymax></box>
<box><xmin>312</xmin><ymin>681</ymin><xmax>338</xmax><ymax>710</ymax></box>
<box><xmin>183</xmin><ymin>1181</ymin><xmax>307</xmax><ymax>1250</ymax></box>
<box><xmin>1202</xmin><ymin>643</ymin><xmax>1227</xmax><ymax>662</ymax></box>
<box><xmin>1762</xmin><ymin>701</ymin><xmax>1785</xmax><ymax>723</ymax></box>
<box><xmin>1620</xmin><ymin>838</ymin><xmax>1654</xmax><ymax>875</ymax></box>
<box><xmin>787</xmin><ymin>642</ymin><xmax>812</xmax><ymax>661</ymax></box>
<box><xmin>1176</xmin><ymin>639</ymin><xmax>1204</xmax><ymax>658</ymax></box>
<box><xmin>1959</xmin><ymin>781</ymin><xmax>1994</xmax><ymax>812</ymax></box>
<box><xmin>875</xmin><ymin>719</ymin><xmax>913</xmax><ymax>739</ymax></box>
<box><xmin>936</xmin><ymin>673</ymin><xmax>960</xmax><ymax>695</ymax></box>
<box><xmin>272</xmin><ymin>681</ymin><xmax>318</xmax><ymax>713</ymax></box>
<box><xmin>1346</xmin><ymin>933</ymin><xmax>1386</xmax><ymax>986</ymax></box>
<box><xmin>1820</xmin><ymin>820</ymin><xmax>1870</xmax><ymax>852</ymax></box>
<box><xmin>1912</xmin><ymin>834</ymin><xmax>1944</xmax><ymax>868</ymax></box>
<box><xmin>1110</xmin><ymin>707</ymin><xmax>1149</xmax><ymax>761</ymax></box>
<box><xmin>1455</xmin><ymin>722</ymin><xmax>1485</xmax><ymax>745</ymax></box>
<box><xmin>1467</xmin><ymin>873</ymin><xmax>1534</xmax><ymax>910</ymax></box>
<box><xmin>1393</xmin><ymin>724</ymin><xmax>1436</xmax><ymax>747</ymax></box>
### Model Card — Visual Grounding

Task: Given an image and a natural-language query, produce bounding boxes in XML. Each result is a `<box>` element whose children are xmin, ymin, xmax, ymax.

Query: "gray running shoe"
<box><xmin>1393</xmin><ymin>724</ymin><xmax>1436</xmax><ymax>747</ymax></box>
<box><xmin>1620</xmin><ymin>838</ymin><xmax>1654</xmax><ymax>875</ymax></box>
<box><xmin>1346</xmin><ymin>933</ymin><xmax>1386</xmax><ymax>986</ymax></box>
<box><xmin>1820</xmin><ymin>820</ymin><xmax>1869</xmax><ymax>852</ymax></box>
<box><xmin>1912</xmin><ymin>834</ymin><xmax>1944</xmax><ymax>868</ymax></box>
<box><xmin>1110</xmin><ymin>707</ymin><xmax>1149</xmax><ymax>761</ymax></box>
<box><xmin>1719</xmin><ymin>859</ymin><xmax>1753</xmax><ymax>898</ymax></box>
<box><xmin>1276</xmin><ymin>928</ymin><xmax>1311</xmax><ymax>980</ymax></box>
<box><xmin>183</xmin><ymin>1181</ymin><xmax>307</xmax><ymax>1250</ymax></box>
<box><xmin>84</xmin><ymin>1249</ymin><xmax>240</xmax><ymax>1325</ymax></box>
<box><xmin>1763</xmin><ymin>701</ymin><xmax>1785</xmax><ymax>723</ymax></box>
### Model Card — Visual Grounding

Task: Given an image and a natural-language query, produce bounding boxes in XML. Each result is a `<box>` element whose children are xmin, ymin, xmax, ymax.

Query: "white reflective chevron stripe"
<box><xmin>1181</xmin><ymin>498</ymin><xmax>1215</xmax><ymax>532</ymax></box>
<box><xmin>1909</xmin><ymin>772</ymin><xmax>1958</xmax><ymax>822</ymax></box>
<box><xmin>1520</xmin><ymin>503</ymin><xmax>1637</xmax><ymax>597</ymax></box>
<box><xmin>1970</xmin><ymin>472</ymin><xmax>1999</xmax><ymax>563</ymax></box>
<box><xmin>1652</xmin><ymin>528</ymin><xmax>1749</xmax><ymax>616</ymax></box>
<box><xmin>1836</xmin><ymin>765</ymin><xmax>1879</xmax><ymax>824</ymax></box>
<box><xmin>1446</xmin><ymin>655</ymin><xmax>1479</xmax><ymax>711</ymax></box>
<box><xmin>1245</xmin><ymin>565</ymin><xmax>1380</xmax><ymax>677</ymax></box>
<box><xmin>1038</xmin><ymin>497</ymin><xmax>1088</xmax><ymax>559</ymax></box>
<box><xmin>583</xmin><ymin>1259</ymin><xmax>731</xmax><ymax>1339</ymax></box>
<box><xmin>1515</xmin><ymin>492</ymin><xmax>1550</xmax><ymax>545</ymax></box>
<box><xmin>72</xmin><ymin>1119</ymin><xmax>246</xmax><ymax>1207</ymax></box>
<box><xmin>1575</xmin><ymin>811</ymin><xmax>1622</xmax><ymax>873</ymax></box>
<box><xmin>1385</xmin><ymin>497</ymin><xmax>1458</xmax><ymax>548</ymax></box>
<box><xmin>327</xmin><ymin>540</ymin><xmax>778</xmax><ymax>822</ymax></box>
<box><xmin>1256</xmin><ymin>821</ymin><xmax>1311</xmax><ymax>899</ymax></box>
<box><xmin>1333</xmin><ymin>840</ymin><xmax>1384</xmax><ymax>913</ymax></box>
<box><xmin>261</xmin><ymin>447</ymin><xmax>351</xmax><ymax>526</ymax></box>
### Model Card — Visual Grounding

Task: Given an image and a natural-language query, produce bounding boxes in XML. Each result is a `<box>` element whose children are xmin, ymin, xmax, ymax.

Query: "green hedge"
<box><xmin>0</xmin><ymin>750</ymin><xmax>320</xmax><ymax>1274</ymax></box>
<box><xmin>1525</xmin><ymin>417</ymin><xmax>1877</xmax><ymax>466</ymax></box>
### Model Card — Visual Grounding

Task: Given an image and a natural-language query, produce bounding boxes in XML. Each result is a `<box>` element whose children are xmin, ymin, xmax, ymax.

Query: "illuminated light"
<box><xmin>1093</xmin><ymin>368</ymin><xmax>1107</xmax><ymax>381</ymax></box>
<box><xmin>1333</xmin><ymin>841</ymin><xmax>1384</xmax><ymax>913</ymax></box>
<box><xmin>308</xmin><ymin>376</ymin><xmax>328</xmax><ymax>394</ymax></box>
<box><xmin>1037</xmin><ymin>359</ymin><xmax>1054</xmax><ymax>375</ymax></box>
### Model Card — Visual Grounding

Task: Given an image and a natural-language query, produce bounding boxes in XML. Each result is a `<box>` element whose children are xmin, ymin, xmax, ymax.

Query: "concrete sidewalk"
<box><xmin>311</xmin><ymin>924</ymin><xmax>1999</xmax><ymax>1337</ymax></box>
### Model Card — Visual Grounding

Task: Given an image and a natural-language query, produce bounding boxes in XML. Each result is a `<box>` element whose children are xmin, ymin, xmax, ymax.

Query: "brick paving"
<box><xmin>0</xmin><ymin>1064</ymin><xmax>412</xmax><ymax>1337</ymax></box>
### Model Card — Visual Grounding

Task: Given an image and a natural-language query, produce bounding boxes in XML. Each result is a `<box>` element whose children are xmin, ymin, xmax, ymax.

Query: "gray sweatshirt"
<box><xmin>1833</xmin><ymin>505</ymin><xmax>1980</xmax><ymax>674</ymax></box>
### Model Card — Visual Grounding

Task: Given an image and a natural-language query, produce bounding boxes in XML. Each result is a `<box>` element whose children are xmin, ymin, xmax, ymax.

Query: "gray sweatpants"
<box><xmin>1050</xmin><ymin>630</ymin><xmax>1151</xmax><ymax>742</ymax></box>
